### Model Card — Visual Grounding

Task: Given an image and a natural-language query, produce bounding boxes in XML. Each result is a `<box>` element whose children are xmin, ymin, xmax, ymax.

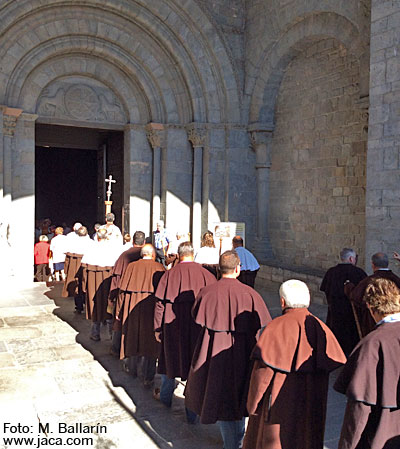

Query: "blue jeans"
<box><xmin>218</xmin><ymin>419</ymin><xmax>245</xmax><ymax>449</ymax></box>
<box><xmin>160</xmin><ymin>375</ymin><xmax>197</xmax><ymax>423</ymax></box>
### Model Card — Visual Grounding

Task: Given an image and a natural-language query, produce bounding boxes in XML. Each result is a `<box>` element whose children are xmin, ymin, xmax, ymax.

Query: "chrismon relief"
<box><xmin>36</xmin><ymin>76</ymin><xmax>127</xmax><ymax>124</ymax></box>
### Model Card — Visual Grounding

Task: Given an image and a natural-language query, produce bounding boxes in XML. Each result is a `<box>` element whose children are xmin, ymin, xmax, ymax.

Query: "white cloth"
<box><xmin>100</xmin><ymin>223</ymin><xmax>122</xmax><ymax>242</ymax></box>
<box><xmin>194</xmin><ymin>246</ymin><xmax>220</xmax><ymax>265</ymax></box>
<box><xmin>50</xmin><ymin>234</ymin><xmax>67</xmax><ymax>263</ymax></box>
<box><xmin>81</xmin><ymin>240</ymin><xmax>120</xmax><ymax>267</ymax></box>
<box><xmin>377</xmin><ymin>312</ymin><xmax>400</xmax><ymax>326</ymax></box>
<box><xmin>234</xmin><ymin>246</ymin><xmax>260</xmax><ymax>271</ymax></box>
<box><xmin>67</xmin><ymin>235</ymin><xmax>93</xmax><ymax>255</ymax></box>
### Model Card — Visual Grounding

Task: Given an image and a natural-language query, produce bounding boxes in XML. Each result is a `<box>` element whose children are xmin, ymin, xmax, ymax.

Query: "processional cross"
<box><xmin>104</xmin><ymin>174</ymin><xmax>116</xmax><ymax>215</ymax></box>
<box><xmin>105</xmin><ymin>175</ymin><xmax>116</xmax><ymax>201</ymax></box>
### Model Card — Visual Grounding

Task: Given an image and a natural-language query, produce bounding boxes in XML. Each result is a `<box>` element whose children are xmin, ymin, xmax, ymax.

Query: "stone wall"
<box><xmin>269</xmin><ymin>39</ymin><xmax>367</xmax><ymax>271</ymax></box>
<box><xmin>366</xmin><ymin>0</ymin><xmax>400</xmax><ymax>262</ymax></box>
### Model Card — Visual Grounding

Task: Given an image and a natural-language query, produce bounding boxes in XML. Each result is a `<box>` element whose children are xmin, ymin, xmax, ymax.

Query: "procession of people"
<box><xmin>32</xmin><ymin>207</ymin><xmax>400</xmax><ymax>449</ymax></box>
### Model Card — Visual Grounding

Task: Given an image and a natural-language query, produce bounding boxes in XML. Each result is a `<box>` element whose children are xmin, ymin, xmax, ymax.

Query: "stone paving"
<box><xmin>0</xmin><ymin>279</ymin><xmax>346</xmax><ymax>449</ymax></box>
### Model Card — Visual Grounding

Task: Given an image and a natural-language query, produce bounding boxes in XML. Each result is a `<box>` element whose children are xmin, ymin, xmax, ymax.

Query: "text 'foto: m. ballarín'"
<box><xmin>58</xmin><ymin>423</ymin><xmax>107</xmax><ymax>433</ymax></box>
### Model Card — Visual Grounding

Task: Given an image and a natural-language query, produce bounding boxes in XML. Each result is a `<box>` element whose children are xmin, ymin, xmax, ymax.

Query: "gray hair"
<box><xmin>371</xmin><ymin>252</ymin><xmax>389</xmax><ymax>268</ymax></box>
<box><xmin>141</xmin><ymin>245</ymin><xmax>155</xmax><ymax>258</ymax></box>
<box><xmin>39</xmin><ymin>235</ymin><xmax>49</xmax><ymax>242</ymax></box>
<box><xmin>178</xmin><ymin>241</ymin><xmax>194</xmax><ymax>258</ymax></box>
<box><xmin>340</xmin><ymin>248</ymin><xmax>356</xmax><ymax>262</ymax></box>
<box><xmin>279</xmin><ymin>279</ymin><xmax>310</xmax><ymax>309</ymax></box>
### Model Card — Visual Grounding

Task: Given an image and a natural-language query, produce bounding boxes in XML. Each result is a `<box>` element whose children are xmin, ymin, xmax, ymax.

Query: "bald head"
<box><xmin>371</xmin><ymin>252</ymin><xmax>389</xmax><ymax>270</ymax></box>
<box><xmin>141</xmin><ymin>244</ymin><xmax>156</xmax><ymax>260</ymax></box>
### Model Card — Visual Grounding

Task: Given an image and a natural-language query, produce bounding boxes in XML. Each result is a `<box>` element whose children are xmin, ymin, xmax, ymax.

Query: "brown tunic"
<box><xmin>184</xmin><ymin>278</ymin><xmax>272</xmax><ymax>424</ymax></box>
<box><xmin>334</xmin><ymin>321</ymin><xmax>400</xmax><ymax>449</ymax></box>
<box><xmin>117</xmin><ymin>259</ymin><xmax>165</xmax><ymax>360</ymax></box>
<box><xmin>243</xmin><ymin>308</ymin><xmax>346</xmax><ymax>449</ymax></box>
<box><xmin>320</xmin><ymin>263</ymin><xmax>367</xmax><ymax>355</ymax></box>
<box><xmin>82</xmin><ymin>264</ymin><xmax>113</xmax><ymax>322</ymax></box>
<box><xmin>345</xmin><ymin>270</ymin><xmax>400</xmax><ymax>337</ymax></box>
<box><xmin>154</xmin><ymin>261</ymin><xmax>217</xmax><ymax>380</ymax></box>
<box><xmin>62</xmin><ymin>252</ymin><xmax>83</xmax><ymax>297</ymax></box>
<box><xmin>108</xmin><ymin>246</ymin><xmax>142</xmax><ymax>301</ymax></box>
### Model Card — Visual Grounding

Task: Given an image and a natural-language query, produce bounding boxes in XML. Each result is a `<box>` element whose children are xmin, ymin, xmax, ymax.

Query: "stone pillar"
<box><xmin>123</xmin><ymin>125</ymin><xmax>134</xmax><ymax>235</ymax></box>
<box><xmin>146</xmin><ymin>123</ymin><xmax>165</xmax><ymax>232</ymax></box>
<box><xmin>12</xmin><ymin>112</ymin><xmax>37</xmax><ymax>282</ymax></box>
<box><xmin>187</xmin><ymin>124</ymin><xmax>207</xmax><ymax>250</ymax></box>
<box><xmin>249</xmin><ymin>124</ymin><xmax>273</xmax><ymax>260</ymax></box>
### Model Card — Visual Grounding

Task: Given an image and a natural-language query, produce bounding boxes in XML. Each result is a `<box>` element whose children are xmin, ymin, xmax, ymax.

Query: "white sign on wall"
<box><xmin>208</xmin><ymin>222</ymin><xmax>246</xmax><ymax>254</ymax></box>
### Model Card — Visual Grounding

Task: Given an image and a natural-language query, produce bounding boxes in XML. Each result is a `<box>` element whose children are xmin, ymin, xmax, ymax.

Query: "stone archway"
<box><xmin>248</xmin><ymin>12</ymin><xmax>369</xmax><ymax>270</ymax></box>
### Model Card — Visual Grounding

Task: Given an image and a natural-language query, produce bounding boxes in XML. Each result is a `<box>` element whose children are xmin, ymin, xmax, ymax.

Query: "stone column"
<box><xmin>249</xmin><ymin>124</ymin><xmax>273</xmax><ymax>260</ymax></box>
<box><xmin>146</xmin><ymin>123</ymin><xmax>165</xmax><ymax>232</ymax></box>
<box><xmin>187</xmin><ymin>124</ymin><xmax>207</xmax><ymax>250</ymax></box>
<box><xmin>11</xmin><ymin>112</ymin><xmax>37</xmax><ymax>282</ymax></box>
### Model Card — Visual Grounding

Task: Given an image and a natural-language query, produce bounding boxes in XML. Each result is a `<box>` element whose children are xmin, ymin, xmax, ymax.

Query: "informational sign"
<box><xmin>209</xmin><ymin>222</ymin><xmax>246</xmax><ymax>254</ymax></box>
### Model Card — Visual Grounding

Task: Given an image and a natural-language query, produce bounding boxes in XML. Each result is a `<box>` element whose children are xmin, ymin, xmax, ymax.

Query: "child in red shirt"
<box><xmin>34</xmin><ymin>235</ymin><xmax>50</xmax><ymax>282</ymax></box>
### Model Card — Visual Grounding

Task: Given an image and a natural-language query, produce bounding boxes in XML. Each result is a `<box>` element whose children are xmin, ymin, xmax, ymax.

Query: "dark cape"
<box><xmin>184</xmin><ymin>278</ymin><xmax>272</xmax><ymax>424</ymax></box>
<box><xmin>243</xmin><ymin>308</ymin><xmax>346</xmax><ymax>449</ymax></box>
<box><xmin>154</xmin><ymin>261</ymin><xmax>217</xmax><ymax>380</ymax></box>
<box><xmin>108</xmin><ymin>246</ymin><xmax>142</xmax><ymax>301</ymax></box>
<box><xmin>116</xmin><ymin>259</ymin><xmax>165</xmax><ymax>359</ymax></box>
<box><xmin>334</xmin><ymin>321</ymin><xmax>400</xmax><ymax>449</ymax></box>
<box><xmin>320</xmin><ymin>263</ymin><xmax>367</xmax><ymax>355</ymax></box>
<box><xmin>62</xmin><ymin>253</ymin><xmax>83</xmax><ymax>297</ymax></box>
<box><xmin>345</xmin><ymin>270</ymin><xmax>400</xmax><ymax>337</ymax></box>
<box><xmin>82</xmin><ymin>264</ymin><xmax>114</xmax><ymax>322</ymax></box>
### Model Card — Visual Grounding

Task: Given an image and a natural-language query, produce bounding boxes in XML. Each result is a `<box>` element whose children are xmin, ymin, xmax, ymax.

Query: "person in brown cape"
<box><xmin>81</xmin><ymin>228</ymin><xmax>120</xmax><ymax>341</ymax></box>
<box><xmin>153</xmin><ymin>241</ymin><xmax>217</xmax><ymax>422</ymax></box>
<box><xmin>62</xmin><ymin>225</ymin><xmax>93</xmax><ymax>314</ymax></box>
<box><xmin>184</xmin><ymin>250</ymin><xmax>271</xmax><ymax>449</ymax></box>
<box><xmin>334</xmin><ymin>277</ymin><xmax>400</xmax><ymax>449</ymax></box>
<box><xmin>108</xmin><ymin>231</ymin><xmax>146</xmax><ymax>356</ymax></box>
<box><xmin>116</xmin><ymin>244</ymin><xmax>165</xmax><ymax>386</ymax></box>
<box><xmin>243</xmin><ymin>279</ymin><xmax>346</xmax><ymax>449</ymax></box>
<box><xmin>320</xmin><ymin>247</ymin><xmax>367</xmax><ymax>356</ymax></box>
<box><xmin>345</xmin><ymin>252</ymin><xmax>400</xmax><ymax>337</ymax></box>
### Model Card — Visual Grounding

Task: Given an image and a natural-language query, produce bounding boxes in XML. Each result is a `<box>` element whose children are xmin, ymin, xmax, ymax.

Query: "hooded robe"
<box><xmin>154</xmin><ymin>261</ymin><xmax>217</xmax><ymax>380</ymax></box>
<box><xmin>117</xmin><ymin>259</ymin><xmax>165</xmax><ymax>359</ymax></box>
<box><xmin>184</xmin><ymin>277</ymin><xmax>271</xmax><ymax>424</ymax></box>
<box><xmin>334</xmin><ymin>321</ymin><xmax>400</xmax><ymax>449</ymax></box>
<box><xmin>243</xmin><ymin>308</ymin><xmax>346</xmax><ymax>449</ymax></box>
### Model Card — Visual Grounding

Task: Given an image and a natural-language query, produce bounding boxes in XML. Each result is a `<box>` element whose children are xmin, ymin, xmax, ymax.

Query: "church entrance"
<box><xmin>35</xmin><ymin>123</ymin><xmax>124</xmax><ymax>233</ymax></box>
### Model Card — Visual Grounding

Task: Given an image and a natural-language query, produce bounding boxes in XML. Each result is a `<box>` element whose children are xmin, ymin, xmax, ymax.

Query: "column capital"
<box><xmin>146</xmin><ymin>122</ymin><xmax>165</xmax><ymax>149</ymax></box>
<box><xmin>19</xmin><ymin>113</ymin><xmax>38</xmax><ymax>122</ymax></box>
<box><xmin>1</xmin><ymin>106</ymin><xmax>23</xmax><ymax>137</ymax></box>
<box><xmin>249</xmin><ymin>123</ymin><xmax>274</xmax><ymax>151</ymax></box>
<box><xmin>186</xmin><ymin>123</ymin><xmax>207</xmax><ymax>148</ymax></box>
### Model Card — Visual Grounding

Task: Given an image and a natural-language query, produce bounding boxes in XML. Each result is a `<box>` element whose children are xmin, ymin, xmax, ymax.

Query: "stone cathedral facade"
<box><xmin>0</xmin><ymin>0</ymin><xmax>395</xmax><ymax>285</ymax></box>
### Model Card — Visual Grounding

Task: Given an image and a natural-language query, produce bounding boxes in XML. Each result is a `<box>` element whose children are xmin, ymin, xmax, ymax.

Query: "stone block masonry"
<box><xmin>269</xmin><ymin>38</ymin><xmax>367</xmax><ymax>272</ymax></box>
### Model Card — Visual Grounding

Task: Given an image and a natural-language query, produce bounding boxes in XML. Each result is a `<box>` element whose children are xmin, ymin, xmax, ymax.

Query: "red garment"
<box><xmin>34</xmin><ymin>241</ymin><xmax>50</xmax><ymax>264</ymax></box>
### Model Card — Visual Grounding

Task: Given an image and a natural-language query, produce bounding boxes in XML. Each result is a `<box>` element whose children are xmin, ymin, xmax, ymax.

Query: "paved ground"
<box><xmin>0</xmin><ymin>278</ymin><xmax>346</xmax><ymax>449</ymax></box>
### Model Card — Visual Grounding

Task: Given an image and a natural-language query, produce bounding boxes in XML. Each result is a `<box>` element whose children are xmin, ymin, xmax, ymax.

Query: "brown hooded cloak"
<box><xmin>116</xmin><ymin>259</ymin><xmax>165</xmax><ymax>359</ymax></box>
<box><xmin>184</xmin><ymin>277</ymin><xmax>272</xmax><ymax>424</ymax></box>
<box><xmin>108</xmin><ymin>246</ymin><xmax>142</xmax><ymax>301</ymax></box>
<box><xmin>62</xmin><ymin>253</ymin><xmax>83</xmax><ymax>297</ymax></box>
<box><xmin>82</xmin><ymin>264</ymin><xmax>114</xmax><ymax>322</ymax></box>
<box><xmin>334</xmin><ymin>321</ymin><xmax>400</xmax><ymax>449</ymax></box>
<box><xmin>243</xmin><ymin>308</ymin><xmax>346</xmax><ymax>449</ymax></box>
<box><xmin>154</xmin><ymin>261</ymin><xmax>217</xmax><ymax>380</ymax></box>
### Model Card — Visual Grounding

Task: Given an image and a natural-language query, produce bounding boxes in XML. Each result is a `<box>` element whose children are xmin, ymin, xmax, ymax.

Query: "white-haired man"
<box><xmin>152</xmin><ymin>220</ymin><xmax>169</xmax><ymax>267</ymax></box>
<box><xmin>243</xmin><ymin>280</ymin><xmax>346</xmax><ymax>449</ymax></box>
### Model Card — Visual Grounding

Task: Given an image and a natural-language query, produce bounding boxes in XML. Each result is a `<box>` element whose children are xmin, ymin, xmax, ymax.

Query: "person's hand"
<box><xmin>155</xmin><ymin>331</ymin><xmax>162</xmax><ymax>343</ymax></box>
<box><xmin>394</xmin><ymin>252</ymin><xmax>400</xmax><ymax>261</ymax></box>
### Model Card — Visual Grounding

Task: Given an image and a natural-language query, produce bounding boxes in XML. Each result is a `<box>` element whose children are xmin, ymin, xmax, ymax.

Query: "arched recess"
<box><xmin>249</xmin><ymin>12</ymin><xmax>365</xmax><ymax>125</ymax></box>
<box><xmin>0</xmin><ymin>0</ymin><xmax>241</xmax><ymax>124</ymax></box>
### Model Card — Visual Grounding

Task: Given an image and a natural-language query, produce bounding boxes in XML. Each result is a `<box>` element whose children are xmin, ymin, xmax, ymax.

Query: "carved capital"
<box><xmin>146</xmin><ymin>122</ymin><xmax>165</xmax><ymax>149</ymax></box>
<box><xmin>186</xmin><ymin>123</ymin><xmax>207</xmax><ymax>148</ymax></box>
<box><xmin>249</xmin><ymin>126</ymin><xmax>274</xmax><ymax>169</ymax></box>
<box><xmin>1</xmin><ymin>106</ymin><xmax>23</xmax><ymax>137</ymax></box>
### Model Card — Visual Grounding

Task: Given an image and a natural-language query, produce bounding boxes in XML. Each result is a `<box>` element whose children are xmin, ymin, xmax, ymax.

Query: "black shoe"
<box><xmin>90</xmin><ymin>335</ymin><xmax>100</xmax><ymax>341</ymax></box>
<box><xmin>74</xmin><ymin>309</ymin><xmax>82</xmax><ymax>314</ymax></box>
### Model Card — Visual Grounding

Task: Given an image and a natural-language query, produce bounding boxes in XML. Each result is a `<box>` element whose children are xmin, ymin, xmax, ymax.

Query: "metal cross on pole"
<box><xmin>105</xmin><ymin>175</ymin><xmax>116</xmax><ymax>201</ymax></box>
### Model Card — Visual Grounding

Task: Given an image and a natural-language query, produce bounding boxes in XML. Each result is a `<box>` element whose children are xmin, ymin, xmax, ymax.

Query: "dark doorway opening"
<box><xmin>35</xmin><ymin>146</ymin><xmax>98</xmax><ymax>227</ymax></box>
<box><xmin>35</xmin><ymin>123</ymin><xmax>124</xmax><ymax>232</ymax></box>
